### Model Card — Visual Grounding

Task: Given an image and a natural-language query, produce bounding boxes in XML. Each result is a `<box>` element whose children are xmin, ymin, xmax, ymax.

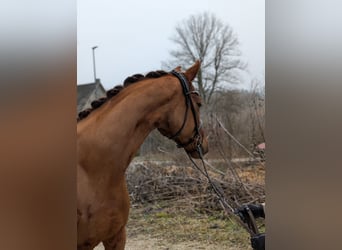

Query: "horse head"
<box><xmin>158</xmin><ymin>60</ymin><xmax>208</xmax><ymax>158</ymax></box>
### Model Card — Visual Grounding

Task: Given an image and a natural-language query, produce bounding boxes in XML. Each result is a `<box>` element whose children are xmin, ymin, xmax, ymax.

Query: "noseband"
<box><xmin>168</xmin><ymin>70</ymin><xmax>202</xmax><ymax>152</ymax></box>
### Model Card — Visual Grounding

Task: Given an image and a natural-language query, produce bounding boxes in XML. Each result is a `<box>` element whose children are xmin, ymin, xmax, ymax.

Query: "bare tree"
<box><xmin>163</xmin><ymin>12</ymin><xmax>246</xmax><ymax>104</ymax></box>
<box><xmin>248</xmin><ymin>78</ymin><xmax>265</xmax><ymax>145</ymax></box>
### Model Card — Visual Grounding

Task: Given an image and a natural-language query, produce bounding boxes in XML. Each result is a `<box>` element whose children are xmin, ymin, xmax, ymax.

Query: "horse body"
<box><xmin>77</xmin><ymin>61</ymin><xmax>208</xmax><ymax>249</ymax></box>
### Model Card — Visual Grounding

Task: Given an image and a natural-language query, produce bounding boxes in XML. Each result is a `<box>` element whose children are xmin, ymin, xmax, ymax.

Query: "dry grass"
<box><xmin>127</xmin><ymin>207</ymin><xmax>251</xmax><ymax>249</ymax></box>
<box><xmin>235</xmin><ymin>165</ymin><xmax>265</xmax><ymax>185</ymax></box>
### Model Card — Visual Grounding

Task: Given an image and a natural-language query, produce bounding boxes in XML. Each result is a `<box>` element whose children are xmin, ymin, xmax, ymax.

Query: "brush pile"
<box><xmin>126</xmin><ymin>159</ymin><xmax>265</xmax><ymax>213</ymax></box>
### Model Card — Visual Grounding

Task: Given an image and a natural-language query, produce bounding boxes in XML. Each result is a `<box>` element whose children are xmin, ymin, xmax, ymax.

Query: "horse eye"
<box><xmin>197</xmin><ymin>102</ymin><xmax>202</xmax><ymax>108</ymax></box>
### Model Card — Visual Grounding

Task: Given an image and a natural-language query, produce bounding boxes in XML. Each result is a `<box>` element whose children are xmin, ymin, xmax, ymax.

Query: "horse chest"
<box><xmin>78</xmin><ymin>200</ymin><xmax>128</xmax><ymax>245</ymax></box>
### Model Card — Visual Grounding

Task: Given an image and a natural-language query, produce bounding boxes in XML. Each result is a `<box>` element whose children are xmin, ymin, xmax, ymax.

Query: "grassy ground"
<box><xmin>126</xmin><ymin>206</ymin><xmax>256</xmax><ymax>249</ymax></box>
<box><xmin>121</xmin><ymin>160</ymin><xmax>265</xmax><ymax>249</ymax></box>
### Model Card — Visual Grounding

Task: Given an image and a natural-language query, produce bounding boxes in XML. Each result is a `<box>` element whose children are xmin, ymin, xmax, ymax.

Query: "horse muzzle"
<box><xmin>185</xmin><ymin>136</ymin><xmax>208</xmax><ymax>159</ymax></box>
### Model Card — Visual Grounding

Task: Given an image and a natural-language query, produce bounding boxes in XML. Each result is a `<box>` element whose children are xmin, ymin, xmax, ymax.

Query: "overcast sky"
<box><xmin>77</xmin><ymin>0</ymin><xmax>264</xmax><ymax>90</ymax></box>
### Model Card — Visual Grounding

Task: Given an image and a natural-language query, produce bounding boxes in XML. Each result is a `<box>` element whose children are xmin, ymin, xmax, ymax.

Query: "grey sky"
<box><xmin>77</xmin><ymin>0</ymin><xmax>264</xmax><ymax>90</ymax></box>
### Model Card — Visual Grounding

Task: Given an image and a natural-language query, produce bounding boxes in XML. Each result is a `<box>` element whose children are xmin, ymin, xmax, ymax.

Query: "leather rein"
<box><xmin>169</xmin><ymin>71</ymin><xmax>260</xmax><ymax>241</ymax></box>
<box><xmin>168</xmin><ymin>70</ymin><xmax>202</xmax><ymax>152</ymax></box>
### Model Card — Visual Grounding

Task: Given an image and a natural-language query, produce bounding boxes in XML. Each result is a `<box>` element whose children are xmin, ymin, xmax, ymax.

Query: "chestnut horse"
<box><xmin>77</xmin><ymin>61</ymin><xmax>208</xmax><ymax>249</ymax></box>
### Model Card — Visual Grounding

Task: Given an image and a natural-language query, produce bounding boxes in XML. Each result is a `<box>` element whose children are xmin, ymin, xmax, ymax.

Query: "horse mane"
<box><xmin>77</xmin><ymin>70</ymin><xmax>169</xmax><ymax>122</ymax></box>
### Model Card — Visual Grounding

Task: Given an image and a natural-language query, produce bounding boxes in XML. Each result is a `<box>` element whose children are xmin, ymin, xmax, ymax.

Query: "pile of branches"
<box><xmin>126</xmin><ymin>161</ymin><xmax>264</xmax><ymax>213</ymax></box>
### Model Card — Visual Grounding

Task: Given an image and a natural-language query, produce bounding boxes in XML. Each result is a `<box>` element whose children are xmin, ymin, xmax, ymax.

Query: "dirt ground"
<box><xmin>94</xmin><ymin>235</ymin><xmax>247</xmax><ymax>250</ymax></box>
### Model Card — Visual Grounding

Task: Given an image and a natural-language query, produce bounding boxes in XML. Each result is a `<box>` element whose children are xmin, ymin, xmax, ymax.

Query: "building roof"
<box><xmin>77</xmin><ymin>83</ymin><xmax>97</xmax><ymax>110</ymax></box>
<box><xmin>77</xmin><ymin>80</ymin><xmax>106</xmax><ymax>113</ymax></box>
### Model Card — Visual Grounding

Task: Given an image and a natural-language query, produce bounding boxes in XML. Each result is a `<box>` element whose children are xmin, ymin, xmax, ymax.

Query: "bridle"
<box><xmin>168</xmin><ymin>70</ymin><xmax>203</xmax><ymax>153</ymax></box>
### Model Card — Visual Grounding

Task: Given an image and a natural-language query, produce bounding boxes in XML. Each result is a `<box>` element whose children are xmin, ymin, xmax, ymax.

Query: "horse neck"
<box><xmin>78</xmin><ymin>77</ymin><xmax>180</xmax><ymax>175</ymax></box>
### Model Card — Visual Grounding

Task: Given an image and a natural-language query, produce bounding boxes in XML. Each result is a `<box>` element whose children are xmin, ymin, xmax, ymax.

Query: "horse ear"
<box><xmin>184</xmin><ymin>60</ymin><xmax>200</xmax><ymax>82</ymax></box>
<box><xmin>173</xmin><ymin>66</ymin><xmax>182</xmax><ymax>72</ymax></box>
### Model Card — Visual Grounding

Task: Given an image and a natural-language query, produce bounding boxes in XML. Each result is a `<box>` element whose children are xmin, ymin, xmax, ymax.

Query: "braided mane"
<box><xmin>77</xmin><ymin>70</ymin><xmax>168</xmax><ymax>122</ymax></box>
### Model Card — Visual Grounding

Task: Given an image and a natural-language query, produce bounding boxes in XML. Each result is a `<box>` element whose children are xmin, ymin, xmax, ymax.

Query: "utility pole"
<box><xmin>92</xmin><ymin>46</ymin><xmax>98</xmax><ymax>82</ymax></box>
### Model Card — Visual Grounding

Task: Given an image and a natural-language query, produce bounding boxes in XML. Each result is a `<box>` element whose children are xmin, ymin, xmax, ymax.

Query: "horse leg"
<box><xmin>103</xmin><ymin>226</ymin><xmax>126</xmax><ymax>250</ymax></box>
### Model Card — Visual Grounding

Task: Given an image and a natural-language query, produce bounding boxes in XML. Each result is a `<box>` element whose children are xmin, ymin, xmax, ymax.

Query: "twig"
<box><xmin>215</xmin><ymin>116</ymin><xmax>265</xmax><ymax>167</ymax></box>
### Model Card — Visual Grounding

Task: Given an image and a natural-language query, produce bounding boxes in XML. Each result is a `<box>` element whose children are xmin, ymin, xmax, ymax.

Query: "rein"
<box><xmin>187</xmin><ymin>145</ymin><xmax>260</xmax><ymax>237</ymax></box>
<box><xmin>169</xmin><ymin>70</ymin><xmax>202</xmax><ymax>150</ymax></box>
<box><xmin>166</xmin><ymin>70</ymin><xmax>260</xmax><ymax>242</ymax></box>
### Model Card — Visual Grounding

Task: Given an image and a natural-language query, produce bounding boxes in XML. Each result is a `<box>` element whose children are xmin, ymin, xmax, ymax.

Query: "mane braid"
<box><xmin>77</xmin><ymin>70</ymin><xmax>169</xmax><ymax>122</ymax></box>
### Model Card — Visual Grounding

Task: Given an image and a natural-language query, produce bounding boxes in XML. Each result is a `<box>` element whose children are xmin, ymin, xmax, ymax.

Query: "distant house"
<box><xmin>253</xmin><ymin>142</ymin><xmax>266</xmax><ymax>162</ymax></box>
<box><xmin>77</xmin><ymin>79</ymin><xmax>106</xmax><ymax>114</ymax></box>
<box><xmin>256</xmin><ymin>143</ymin><xmax>265</xmax><ymax>150</ymax></box>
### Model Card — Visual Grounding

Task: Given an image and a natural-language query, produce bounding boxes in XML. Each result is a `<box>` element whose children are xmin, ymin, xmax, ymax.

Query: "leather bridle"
<box><xmin>168</xmin><ymin>70</ymin><xmax>203</xmax><ymax>153</ymax></box>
